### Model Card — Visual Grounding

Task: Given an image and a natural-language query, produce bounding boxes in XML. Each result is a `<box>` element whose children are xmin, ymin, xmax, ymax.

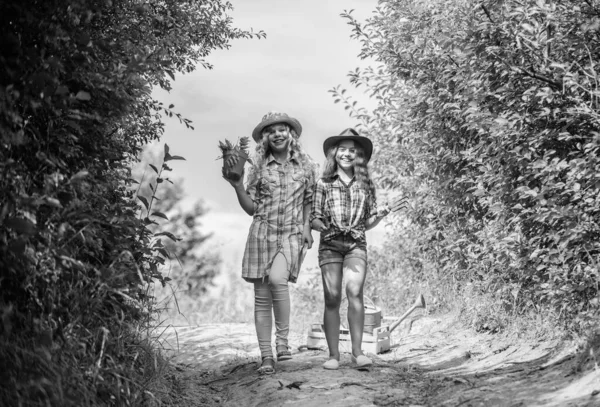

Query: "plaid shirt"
<box><xmin>310</xmin><ymin>175</ymin><xmax>378</xmax><ymax>242</ymax></box>
<box><xmin>241</xmin><ymin>153</ymin><xmax>314</xmax><ymax>282</ymax></box>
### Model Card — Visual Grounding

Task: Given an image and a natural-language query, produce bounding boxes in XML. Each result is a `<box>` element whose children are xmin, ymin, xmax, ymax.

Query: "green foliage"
<box><xmin>339</xmin><ymin>0</ymin><xmax>600</xmax><ymax>331</ymax></box>
<box><xmin>0</xmin><ymin>0</ymin><xmax>263</xmax><ymax>405</ymax></box>
<box><xmin>134</xmin><ymin>145</ymin><xmax>221</xmax><ymax>300</ymax></box>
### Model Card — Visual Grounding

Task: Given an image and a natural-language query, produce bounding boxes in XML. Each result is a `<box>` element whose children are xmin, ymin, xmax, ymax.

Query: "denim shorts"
<box><xmin>318</xmin><ymin>234</ymin><xmax>368</xmax><ymax>266</ymax></box>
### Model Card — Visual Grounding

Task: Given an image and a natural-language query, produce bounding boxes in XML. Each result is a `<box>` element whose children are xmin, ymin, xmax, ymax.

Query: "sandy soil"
<box><xmin>158</xmin><ymin>313</ymin><xmax>600</xmax><ymax>407</ymax></box>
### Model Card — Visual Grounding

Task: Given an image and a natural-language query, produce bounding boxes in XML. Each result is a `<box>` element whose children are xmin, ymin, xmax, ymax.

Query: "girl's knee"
<box><xmin>345</xmin><ymin>287</ymin><xmax>364</xmax><ymax>303</ymax></box>
<box><xmin>254</xmin><ymin>291</ymin><xmax>271</xmax><ymax>308</ymax></box>
<box><xmin>254</xmin><ymin>282</ymin><xmax>270</xmax><ymax>301</ymax></box>
<box><xmin>324</xmin><ymin>291</ymin><xmax>342</xmax><ymax>309</ymax></box>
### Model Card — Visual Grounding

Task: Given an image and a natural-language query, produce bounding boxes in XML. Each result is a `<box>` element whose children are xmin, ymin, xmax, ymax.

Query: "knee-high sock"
<box><xmin>253</xmin><ymin>280</ymin><xmax>273</xmax><ymax>358</ymax></box>
<box><xmin>269</xmin><ymin>265</ymin><xmax>290</xmax><ymax>347</ymax></box>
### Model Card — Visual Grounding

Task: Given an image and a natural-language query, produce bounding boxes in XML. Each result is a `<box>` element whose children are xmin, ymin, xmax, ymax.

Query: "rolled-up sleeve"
<box><xmin>245</xmin><ymin>166</ymin><xmax>259</xmax><ymax>203</ymax></box>
<box><xmin>367</xmin><ymin>188</ymin><xmax>378</xmax><ymax>218</ymax></box>
<box><xmin>303</xmin><ymin>170</ymin><xmax>316</xmax><ymax>207</ymax></box>
<box><xmin>310</xmin><ymin>179</ymin><xmax>327</xmax><ymax>223</ymax></box>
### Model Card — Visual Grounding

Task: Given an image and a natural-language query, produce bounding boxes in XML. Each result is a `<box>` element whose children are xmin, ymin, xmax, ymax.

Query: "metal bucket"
<box><xmin>340</xmin><ymin>296</ymin><xmax>382</xmax><ymax>334</ymax></box>
<box><xmin>363</xmin><ymin>297</ymin><xmax>382</xmax><ymax>334</ymax></box>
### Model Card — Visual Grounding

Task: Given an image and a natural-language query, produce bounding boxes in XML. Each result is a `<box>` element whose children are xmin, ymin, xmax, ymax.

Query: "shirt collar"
<box><xmin>333</xmin><ymin>173</ymin><xmax>355</xmax><ymax>186</ymax></box>
<box><xmin>266</xmin><ymin>150</ymin><xmax>298</xmax><ymax>165</ymax></box>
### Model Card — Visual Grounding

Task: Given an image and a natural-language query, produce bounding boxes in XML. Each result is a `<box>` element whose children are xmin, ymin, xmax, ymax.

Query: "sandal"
<box><xmin>276</xmin><ymin>345</ymin><xmax>292</xmax><ymax>361</ymax></box>
<box><xmin>257</xmin><ymin>356</ymin><xmax>276</xmax><ymax>375</ymax></box>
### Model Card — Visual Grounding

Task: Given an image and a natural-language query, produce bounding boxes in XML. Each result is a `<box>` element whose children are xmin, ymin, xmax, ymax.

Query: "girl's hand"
<box><xmin>311</xmin><ymin>218</ymin><xmax>329</xmax><ymax>233</ymax></box>
<box><xmin>378</xmin><ymin>202</ymin><xmax>391</xmax><ymax>218</ymax></box>
<box><xmin>222</xmin><ymin>167</ymin><xmax>244</xmax><ymax>188</ymax></box>
<box><xmin>302</xmin><ymin>225</ymin><xmax>313</xmax><ymax>249</ymax></box>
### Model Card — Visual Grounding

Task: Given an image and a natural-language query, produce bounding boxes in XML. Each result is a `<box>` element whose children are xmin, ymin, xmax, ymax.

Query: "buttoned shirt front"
<box><xmin>311</xmin><ymin>175</ymin><xmax>378</xmax><ymax>242</ymax></box>
<box><xmin>241</xmin><ymin>153</ymin><xmax>314</xmax><ymax>282</ymax></box>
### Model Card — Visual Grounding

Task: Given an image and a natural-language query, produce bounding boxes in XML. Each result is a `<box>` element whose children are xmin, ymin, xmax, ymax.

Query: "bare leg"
<box><xmin>321</xmin><ymin>262</ymin><xmax>344</xmax><ymax>361</ymax></box>
<box><xmin>344</xmin><ymin>257</ymin><xmax>367</xmax><ymax>357</ymax></box>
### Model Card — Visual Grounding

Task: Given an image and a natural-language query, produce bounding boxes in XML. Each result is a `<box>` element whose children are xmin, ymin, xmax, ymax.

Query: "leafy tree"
<box><xmin>0</xmin><ymin>0</ymin><xmax>263</xmax><ymax>405</ymax></box>
<box><xmin>134</xmin><ymin>145</ymin><xmax>220</xmax><ymax>300</ymax></box>
<box><xmin>337</xmin><ymin>0</ymin><xmax>599</xmax><ymax>331</ymax></box>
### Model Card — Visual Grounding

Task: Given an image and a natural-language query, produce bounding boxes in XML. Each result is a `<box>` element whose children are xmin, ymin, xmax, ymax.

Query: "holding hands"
<box><xmin>311</xmin><ymin>218</ymin><xmax>330</xmax><ymax>233</ymax></box>
<box><xmin>302</xmin><ymin>225</ymin><xmax>314</xmax><ymax>249</ymax></box>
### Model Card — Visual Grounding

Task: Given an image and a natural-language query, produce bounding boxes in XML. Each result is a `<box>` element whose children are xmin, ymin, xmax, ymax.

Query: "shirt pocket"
<box><xmin>289</xmin><ymin>168</ymin><xmax>307</xmax><ymax>193</ymax></box>
<box><xmin>257</xmin><ymin>169</ymin><xmax>278</xmax><ymax>199</ymax></box>
<box><xmin>262</xmin><ymin>168</ymin><xmax>279</xmax><ymax>182</ymax></box>
<box><xmin>291</xmin><ymin>168</ymin><xmax>305</xmax><ymax>182</ymax></box>
<box><xmin>325</xmin><ymin>184</ymin><xmax>344</xmax><ymax>213</ymax></box>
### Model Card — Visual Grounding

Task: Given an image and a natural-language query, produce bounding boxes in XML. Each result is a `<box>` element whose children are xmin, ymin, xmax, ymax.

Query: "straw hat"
<box><xmin>322</xmin><ymin>128</ymin><xmax>373</xmax><ymax>162</ymax></box>
<box><xmin>252</xmin><ymin>111</ymin><xmax>302</xmax><ymax>142</ymax></box>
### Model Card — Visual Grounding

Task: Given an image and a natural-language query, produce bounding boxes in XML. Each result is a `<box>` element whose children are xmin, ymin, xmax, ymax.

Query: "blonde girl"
<box><xmin>224</xmin><ymin>112</ymin><xmax>317</xmax><ymax>375</ymax></box>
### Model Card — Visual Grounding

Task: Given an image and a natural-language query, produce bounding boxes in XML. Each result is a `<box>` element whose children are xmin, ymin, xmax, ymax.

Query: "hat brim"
<box><xmin>323</xmin><ymin>135</ymin><xmax>373</xmax><ymax>162</ymax></box>
<box><xmin>252</xmin><ymin>117</ymin><xmax>302</xmax><ymax>142</ymax></box>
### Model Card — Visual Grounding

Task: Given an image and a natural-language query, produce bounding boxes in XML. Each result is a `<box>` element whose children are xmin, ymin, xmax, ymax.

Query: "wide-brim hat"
<box><xmin>322</xmin><ymin>128</ymin><xmax>373</xmax><ymax>162</ymax></box>
<box><xmin>252</xmin><ymin>111</ymin><xmax>302</xmax><ymax>142</ymax></box>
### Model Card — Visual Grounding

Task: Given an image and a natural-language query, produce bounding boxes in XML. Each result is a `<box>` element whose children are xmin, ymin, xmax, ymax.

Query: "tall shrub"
<box><xmin>0</xmin><ymin>0</ymin><xmax>263</xmax><ymax>405</ymax></box>
<box><xmin>338</xmin><ymin>0</ymin><xmax>600</xmax><ymax>330</ymax></box>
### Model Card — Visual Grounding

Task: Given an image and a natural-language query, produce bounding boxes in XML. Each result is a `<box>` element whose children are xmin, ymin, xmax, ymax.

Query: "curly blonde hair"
<box><xmin>321</xmin><ymin>142</ymin><xmax>376</xmax><ymax>197</ymax></box>
<box><xmin>249</xmin><ymin>125</ymin><xmax>318</xmax><ymax>182</ymax></box>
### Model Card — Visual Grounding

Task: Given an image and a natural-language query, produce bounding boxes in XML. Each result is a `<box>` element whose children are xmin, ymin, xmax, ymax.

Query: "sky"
<box><xmin>150</xmin><ymin>0</ymin><xmax>384</xmax><ymax>273</ymax></box>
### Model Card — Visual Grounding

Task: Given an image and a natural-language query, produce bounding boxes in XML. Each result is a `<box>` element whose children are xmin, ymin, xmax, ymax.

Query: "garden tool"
<box><xmin>388</xmin><ymin>293</ymin><xmax>427</xmax><ymax>333</ymax></box>
<box><xmin>306</xmin><ymin>293</ymin><xmax>427</xmax><ymax>354</ymax></box>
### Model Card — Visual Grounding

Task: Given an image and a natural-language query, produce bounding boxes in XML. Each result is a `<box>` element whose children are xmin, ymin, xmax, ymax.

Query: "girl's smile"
<box><xmin>335</xmin><ymin>140</ymin><xmax>357</xmax><ymax>172</ymax></box>
<box><xmin>263</xmin><ymin>124</ymin><xmax>291</xmax><ymax>153</ymax></box>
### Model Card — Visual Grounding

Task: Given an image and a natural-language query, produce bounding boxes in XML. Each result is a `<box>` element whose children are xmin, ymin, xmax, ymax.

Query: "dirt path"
<box><xmin>159</xmin><ymin>314</ymin><xmax>599</xmax><ymax>406</ymax></box>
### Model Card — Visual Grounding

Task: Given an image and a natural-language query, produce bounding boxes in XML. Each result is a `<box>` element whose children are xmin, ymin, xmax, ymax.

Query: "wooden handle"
<box><xmin>389</xmin><ymin>293</ymin><xmax>426</xmax><ymax>333</ymax></box>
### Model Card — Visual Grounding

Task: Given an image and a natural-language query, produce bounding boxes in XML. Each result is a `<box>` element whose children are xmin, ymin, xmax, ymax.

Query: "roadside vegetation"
<box><xmin>331</xmin><ymin>0</ymin><xmax>600</xmax><ymax>341</ymax></box>
<box><xmin>0</xmin><ymin>1</ymin><xmax>263</xmax><ymax>405</ymax></box>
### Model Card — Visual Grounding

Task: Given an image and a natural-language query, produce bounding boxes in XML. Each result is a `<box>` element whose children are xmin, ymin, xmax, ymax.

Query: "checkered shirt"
<box><xmin>241</xmin><ymin>154</ymin><xmax>314</xmax><ymax>283</ymax></box>
<box><xmin>310</xmin><ymin>175</ymin><xmax>378</xmax><ymax>242</ymax></box>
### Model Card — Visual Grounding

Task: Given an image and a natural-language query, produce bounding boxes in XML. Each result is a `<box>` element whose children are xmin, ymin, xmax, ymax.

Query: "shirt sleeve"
<box><xmin>303</xmin><ymin>168</ymin><xmax>316</xmax><ymax>207</ymax></box>
<box><xmin>245</xmin><ymin>165</ymin><xmax>259</xmax><ymax>202</ymax></box>
<box><xmin>310</xmin><ymin>179</ymin><xmax>327</xmax><ymax>223</ymax></box>
<box><xmin>367</xmin><ymin>184</ymin><xmax>378</xmax><ymax>218</ymax></box>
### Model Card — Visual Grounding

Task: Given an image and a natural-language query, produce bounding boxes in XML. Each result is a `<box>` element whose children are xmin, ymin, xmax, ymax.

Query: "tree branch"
<box><xmin>480</xmin><ymin>3</ymin><xmax>495</xmax><ymax>24</ymax></box>
<box><xmin>519</xmin><ymin>67</ymin><xmax>562</xmax><ymax>89</ymax></box>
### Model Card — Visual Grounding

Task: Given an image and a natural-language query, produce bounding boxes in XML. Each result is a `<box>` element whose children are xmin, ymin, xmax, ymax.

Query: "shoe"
<box><xmin>276</xmin><ymin>345</ymin><xmax>292</xmax><ymax>361</ymax></box>
<box><xmin>257</xmin><ymin>357</ymin><xmax>276</xmax><ymax>375</ymax></box>
<box><xmin>351</xmin><ymin>353</ymin><xmax>372</xmax><ymax>367</ymax></box>
<box><xmin>322</xmin><ymin>358</ymin><xmax>339</xmax><ymax>370</ymax></box>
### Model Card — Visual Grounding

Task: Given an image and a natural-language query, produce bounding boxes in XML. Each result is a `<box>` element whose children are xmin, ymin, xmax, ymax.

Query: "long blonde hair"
<box><xmin>249</xmin><ymin>125</ymin><xmax>318</xmax><ymax>182</ymax></box>
<box><xmin>321</xmin><ymin>142</ymin><xmax>376</xmax><ymax>197</ymax></box>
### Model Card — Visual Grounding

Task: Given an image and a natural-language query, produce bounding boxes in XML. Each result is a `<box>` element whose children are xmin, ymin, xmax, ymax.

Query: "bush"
<box><xmin>0</xmin><ymin>1</ymin><xmax>263</xmax><ymax>404</ymax></box>
<box><xmin>336</xmin><ymin>0</ymin><xmax>600</xmax><ymax>332</ymax></box>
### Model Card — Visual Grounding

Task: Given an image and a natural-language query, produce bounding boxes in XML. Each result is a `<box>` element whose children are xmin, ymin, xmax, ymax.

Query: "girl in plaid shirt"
<box><xmin>224</xmin><ymin>112</ymin><xmax>317</xmax><ymax>375</ymax></box>
<box><xmin>311</xmin><ymin>128</ymin><xmax>405</xmax><ymax>370</ymax></box>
